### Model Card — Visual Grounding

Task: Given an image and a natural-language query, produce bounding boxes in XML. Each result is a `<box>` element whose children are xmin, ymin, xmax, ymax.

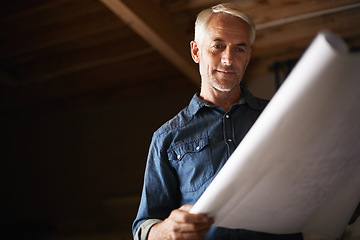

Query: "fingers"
<box><xmin>167</xmin><ymin>227</ymin><xmax>210</xmax><ymax>240</ymax></box>
<box><xmin>167</xmin><ymin>205</ymin><xmax>214</xmax><ymax>236</ymax></box>
<box><xmin>162</xmin><ymin>219</ymin><xmax>212</xmax><ymax>240</ymax></box>
<box><xmin>148</xmin><ymin>205</ymin><xmax>214</xmax><ymax>240</ymax></box>
<box><xmin>173</xmin><ymin>204</ymin><xmax>213</xmax><ymax>224</ymax></box>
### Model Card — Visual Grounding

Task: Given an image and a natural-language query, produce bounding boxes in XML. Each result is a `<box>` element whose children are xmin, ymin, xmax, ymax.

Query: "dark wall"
<box><xmin>0</xmin><ymin>89</ymin><xmax>196</xmax><ymax>238</ymax></box>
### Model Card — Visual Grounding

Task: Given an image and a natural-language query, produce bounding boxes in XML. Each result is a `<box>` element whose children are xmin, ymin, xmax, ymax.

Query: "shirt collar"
<box><xmin>188</xmin><ymin>88</ymin><xmax>263</xmax><ymax>117</ymax></box>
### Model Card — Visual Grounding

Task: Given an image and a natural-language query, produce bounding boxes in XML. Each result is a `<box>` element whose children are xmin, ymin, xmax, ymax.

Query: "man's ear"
<box><xmin>190</xmin><ymin>41</ymin><xmax>200</xmax><ymax>63</ymax></box>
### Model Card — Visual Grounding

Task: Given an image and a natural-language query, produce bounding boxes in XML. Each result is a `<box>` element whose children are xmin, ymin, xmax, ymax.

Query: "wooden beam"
<box><xmin>247</xmin><ymin>0</ymin><xmax>360</xmax><ymax>24</ymax></box>
<box><xmin>252</xmin><ymin>7</ymin><xmax>360</xmax><ymax>58</ymax></box>
<box><xmin>255</xmin><ymin>2</ymin><xmax>360</xmax><ymax>30</ymax></box>
<box><xmin>0</xmin><ymin>3</ymin><xmax>125</xmax><ymax>60</ymax></box>
<box><xmin>100</xmin><ymin>0</ymin><xmax>200</xmax><ymax>87</ymax></box>
<box><xmin>166</xmin><ymin>0</ymin><xmax>255</xmax><ymax>12</ymax></box>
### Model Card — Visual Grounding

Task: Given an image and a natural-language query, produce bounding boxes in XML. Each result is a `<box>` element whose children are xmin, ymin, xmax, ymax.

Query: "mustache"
<box><xmin>215</xmin><ymin>64</ymin><xmax>235</xmax><ymax>72</ymax></box>
<box><xmin>215</xmin><ymin>66</ymin><xmax>236</xmax><ymax>73</ymax></box>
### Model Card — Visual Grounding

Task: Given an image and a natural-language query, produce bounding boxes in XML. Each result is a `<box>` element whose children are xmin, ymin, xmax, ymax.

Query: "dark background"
<box><xmin>1</xmin><ymin>0</ymin><xmax>360</xmax><ymax>239</ymax></box>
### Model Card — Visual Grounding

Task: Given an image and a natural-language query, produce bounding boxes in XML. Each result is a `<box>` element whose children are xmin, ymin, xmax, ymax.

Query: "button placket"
<box><xmin>224</xmin><ymin>114</ymin><xmax>233</xmax><ymax>142</ymax></box>
<box><xmin>223</xmin><ymin>112</ymin><xmax>236</xmax><ymax>154</ymax></box>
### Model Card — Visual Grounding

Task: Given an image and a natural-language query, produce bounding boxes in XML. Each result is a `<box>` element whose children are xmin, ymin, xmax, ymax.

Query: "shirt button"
<box><xmin>177</xmin><ymin>154</ymin><xmax>181</xmax><ymax>159</ymax></box>
<box><xmin>225</xmin><ymin>115</ymin><xmax>230</xmax><ymax>119</ymax></box>
<box><xmin>228</xmin><ymin>139</ymin><xmax>232</xmax><ymax>142</ymax></box>
<box><xmin>196</xmin><ymin>146</ymin><xmax>200</xmax><ymax>151</ymax></box>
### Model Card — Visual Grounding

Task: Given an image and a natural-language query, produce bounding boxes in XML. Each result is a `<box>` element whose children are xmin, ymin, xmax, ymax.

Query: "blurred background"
<box><xmin>1</xmin><ymin>0</ymin><xmax>360</xmax><ymax>239</ymax></box>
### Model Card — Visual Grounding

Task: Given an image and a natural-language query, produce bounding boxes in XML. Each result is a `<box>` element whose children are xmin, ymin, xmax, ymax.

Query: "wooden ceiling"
<box><xmin>1</xmin><ymin>0</ymin><xmax>360</xmax><ymax>110</ymax></box>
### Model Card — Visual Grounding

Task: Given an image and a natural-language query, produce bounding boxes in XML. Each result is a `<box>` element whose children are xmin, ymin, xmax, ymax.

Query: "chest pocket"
<box><xmin>167</xmin><ymin>136</ymin><xmax>214</xmax><ymax>193</ymax></box>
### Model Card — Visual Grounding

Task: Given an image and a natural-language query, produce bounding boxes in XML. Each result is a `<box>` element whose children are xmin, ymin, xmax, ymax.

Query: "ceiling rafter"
<box><xmin>100</xmin><ymin>0</ymin><xmax>200</xmax><ymax>87</ymax></box>
<box><xmin>256</xmin><ymin>2</ymin><xmax>360</xmax><ymax>30</ymax></box>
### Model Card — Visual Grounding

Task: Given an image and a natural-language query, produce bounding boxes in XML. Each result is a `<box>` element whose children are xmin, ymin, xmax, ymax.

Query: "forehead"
<box><xmin>205</xmin><ymin>13</ymin><xmax>251</xmax><ymax>44</ymax></box>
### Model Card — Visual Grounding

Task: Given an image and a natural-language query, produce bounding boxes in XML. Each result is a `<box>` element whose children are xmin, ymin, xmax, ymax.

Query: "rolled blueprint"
<box><xmin>190</xmin><ymin>30</ymin><xmax>360</xmax><ymax>238</ymax></box>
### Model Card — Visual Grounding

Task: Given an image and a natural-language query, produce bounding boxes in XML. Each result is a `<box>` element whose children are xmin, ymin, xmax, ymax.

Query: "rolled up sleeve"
<box><xmin>134</xmin><ymin>219</ymin><xmax>162</xmax><ymax>240</ymax></box>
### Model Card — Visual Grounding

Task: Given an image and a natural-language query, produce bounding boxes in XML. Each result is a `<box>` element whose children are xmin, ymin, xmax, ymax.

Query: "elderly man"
<box><xmin>133</xmin><ymin>3</ymin><xmax>304</xmax><ymax>240</ymax></box>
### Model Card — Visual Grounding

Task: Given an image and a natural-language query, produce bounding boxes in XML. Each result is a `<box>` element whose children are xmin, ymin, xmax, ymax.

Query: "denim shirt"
<box><xmin>133</xmin><ymin>90</ymin><xmax>303</xmax><ymax>240</ymax></box>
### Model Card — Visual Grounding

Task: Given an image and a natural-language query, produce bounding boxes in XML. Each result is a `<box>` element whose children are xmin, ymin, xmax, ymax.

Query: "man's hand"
<box><xmin>148</xmin><ymin>204</ymin><xmax>214</xmax><ymax>240</ymax></box>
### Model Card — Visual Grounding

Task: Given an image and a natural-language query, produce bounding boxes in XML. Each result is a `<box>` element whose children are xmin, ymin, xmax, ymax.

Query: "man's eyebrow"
<box><xmin>234</xmin><ymin>43</ymin><xmax>248</xmax><ymax>48</ymax></box>
<box><xmin>214</xmin><ymin>38</ymin><xmax>225</xmax><ymax>42</ymax></box>
<box><xmin>213</xmin><ymin>38</ymin><xmax>248</xmax><ymax>47</ymax></box>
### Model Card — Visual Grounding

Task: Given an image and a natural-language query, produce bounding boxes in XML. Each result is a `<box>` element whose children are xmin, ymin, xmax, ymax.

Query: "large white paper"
<box><xmin>190</xmin><ymin>30</ymin><xmax>360</xmax><ymax>238</ymax></box>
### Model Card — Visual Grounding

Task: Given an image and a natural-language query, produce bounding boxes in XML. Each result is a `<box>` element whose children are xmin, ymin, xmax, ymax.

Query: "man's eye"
<box><xmin>235</xmin><ymin>48</ymin><xmax>245</xmax><ymax>52</ymax></box>
<box><xmin>214</xmin><ymin>45</ymin><xmax>222</xmax><ymax>49</ymax></box>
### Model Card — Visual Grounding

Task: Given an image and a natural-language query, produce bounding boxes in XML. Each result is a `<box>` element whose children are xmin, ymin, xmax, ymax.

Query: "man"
<box><xmin>132</xmin><ymin>3</ymin><xmax>304</xmax><ymax>240</ymax></box>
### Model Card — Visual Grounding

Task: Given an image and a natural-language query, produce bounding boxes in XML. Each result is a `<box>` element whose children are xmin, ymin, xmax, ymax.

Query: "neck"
<box><xmin>200</xmin><ymin>86</ymin><xmax>242</xmax><ymax>112</ymax></box>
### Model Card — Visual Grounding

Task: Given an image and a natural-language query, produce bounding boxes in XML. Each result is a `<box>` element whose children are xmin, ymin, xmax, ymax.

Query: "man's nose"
<box><xmin>221</xmin><ymin>47</ymin><xmax>233</xmax><ymax>66</ymax></box>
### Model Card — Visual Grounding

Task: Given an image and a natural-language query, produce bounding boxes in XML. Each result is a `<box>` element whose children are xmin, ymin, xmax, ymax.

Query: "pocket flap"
<box><xmin>168</xmin><ymin>137</ymin><xmax>209</xmax><ymax>161</ymax></box>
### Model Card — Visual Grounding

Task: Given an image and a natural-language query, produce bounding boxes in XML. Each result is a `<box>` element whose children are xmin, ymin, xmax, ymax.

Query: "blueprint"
<box><xmin>190</xmin><ymin>30</ymin><xmax>360</xmax><ymax>238</ymax></box>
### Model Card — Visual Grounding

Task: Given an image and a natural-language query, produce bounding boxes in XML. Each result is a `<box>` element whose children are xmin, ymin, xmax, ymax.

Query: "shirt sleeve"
<box><xmin>132</xmin><ymin>132</ymin><xmax>181</xmax><ymax>237</ymax></box>
<box><xmin>134</xmin><ymin>219</ymin><xmax>162</xmax><ymax>240</ymax></box>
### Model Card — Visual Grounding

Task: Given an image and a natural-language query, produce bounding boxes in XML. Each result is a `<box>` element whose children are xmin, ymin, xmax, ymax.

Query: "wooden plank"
<box><xmin>0</xmin><ymin>2</ymin><xmax>126</xmax><ymax>59</ymax></box>
<box><xmin>0</xmin><ymin>0</ymin><xmax>67</xmax><ymax>20</ymax></box>
<box><xmin>8</xmin><ymin>27</ymin><xmax>136</xmax><ymax>66</ymax></box>
<box><xmin>247</xmin><ymin>0</ymin><xmax>360</xmax><ymax>24</ymax></box>
<box><xmin>100</xmin><ymin>0</ymin><xmax>200</xmax><ymax>87</ymax></box>
<box><xmin>0</xmin><ymin>0</ymin><xmax>102</xmax><ymax>25</ymax></box>
<box><xmin>166</xmin><ymin>0</ymin><xmax>360</xmax><ymax>35</ymax></box>
<box><xmin>252</xmin><ymin>7</ymin><xmax>360</xmax><ymax>58</ymax></box>
<box><xmin>17</xmin><ymin>47</ymin><xmax>156</xmax><ymax>84</ymax></box>
<box><xmin>255</xmin><ymin>1</ymin><xmax>360</xmax><ymax>29</ymax></box>
<box><xmin>0</xmin><ymin>52</ymin><xmax>188</xmax><ymax>100</ymax></box>
<box><xmin>8</xmin><ymin>33</ymin><xmax>154</xmax><ymax>83</ymax></box>
<box><xmin>166</xmin><ymin>0</ymin><xmax>255</xmax><ymax>13</ymax></box>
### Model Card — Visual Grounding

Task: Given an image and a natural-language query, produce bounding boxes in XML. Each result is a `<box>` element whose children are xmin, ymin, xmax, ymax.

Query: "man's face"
<box><xmin>191</xmin><ymin>13</ymin><xmax>252</xmax><ymax>93</ymax></box>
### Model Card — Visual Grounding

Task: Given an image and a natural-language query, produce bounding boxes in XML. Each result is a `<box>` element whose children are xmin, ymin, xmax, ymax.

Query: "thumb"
<box><xmin>179</xmin><ymin>204</ymin><xmax>193</xmax><ymax>212</ymax></box>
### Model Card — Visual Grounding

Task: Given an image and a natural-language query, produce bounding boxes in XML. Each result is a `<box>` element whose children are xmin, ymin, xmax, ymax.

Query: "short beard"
<box><xmin>211</xmin><ymin>83</ymin><xmax>237</xmax><ymax>92</ymax></box>
<box><xmin>208</xmin><ymin>75</ymin><xmax>242</xmax><ymax>92</ymax></box>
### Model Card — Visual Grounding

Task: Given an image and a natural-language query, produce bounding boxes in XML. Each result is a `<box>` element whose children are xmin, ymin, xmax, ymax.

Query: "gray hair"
<box><xmin>194</xmin><ymin>3</ymin><xmax>256</xmax><ymax>46</ymax></box>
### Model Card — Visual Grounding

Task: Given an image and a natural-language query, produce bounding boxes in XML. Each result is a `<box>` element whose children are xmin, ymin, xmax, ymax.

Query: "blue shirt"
<box><xmin>133</xmin><ymin>89</ymin><xmax>303</xmax><ymax>240</ymax></box>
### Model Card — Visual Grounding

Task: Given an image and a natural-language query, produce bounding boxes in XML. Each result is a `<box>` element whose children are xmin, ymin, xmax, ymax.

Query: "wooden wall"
<box><xmin>0</xmin><ymin>88</ymin><xmax>197</xmax><ymax>238</ymax></box>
